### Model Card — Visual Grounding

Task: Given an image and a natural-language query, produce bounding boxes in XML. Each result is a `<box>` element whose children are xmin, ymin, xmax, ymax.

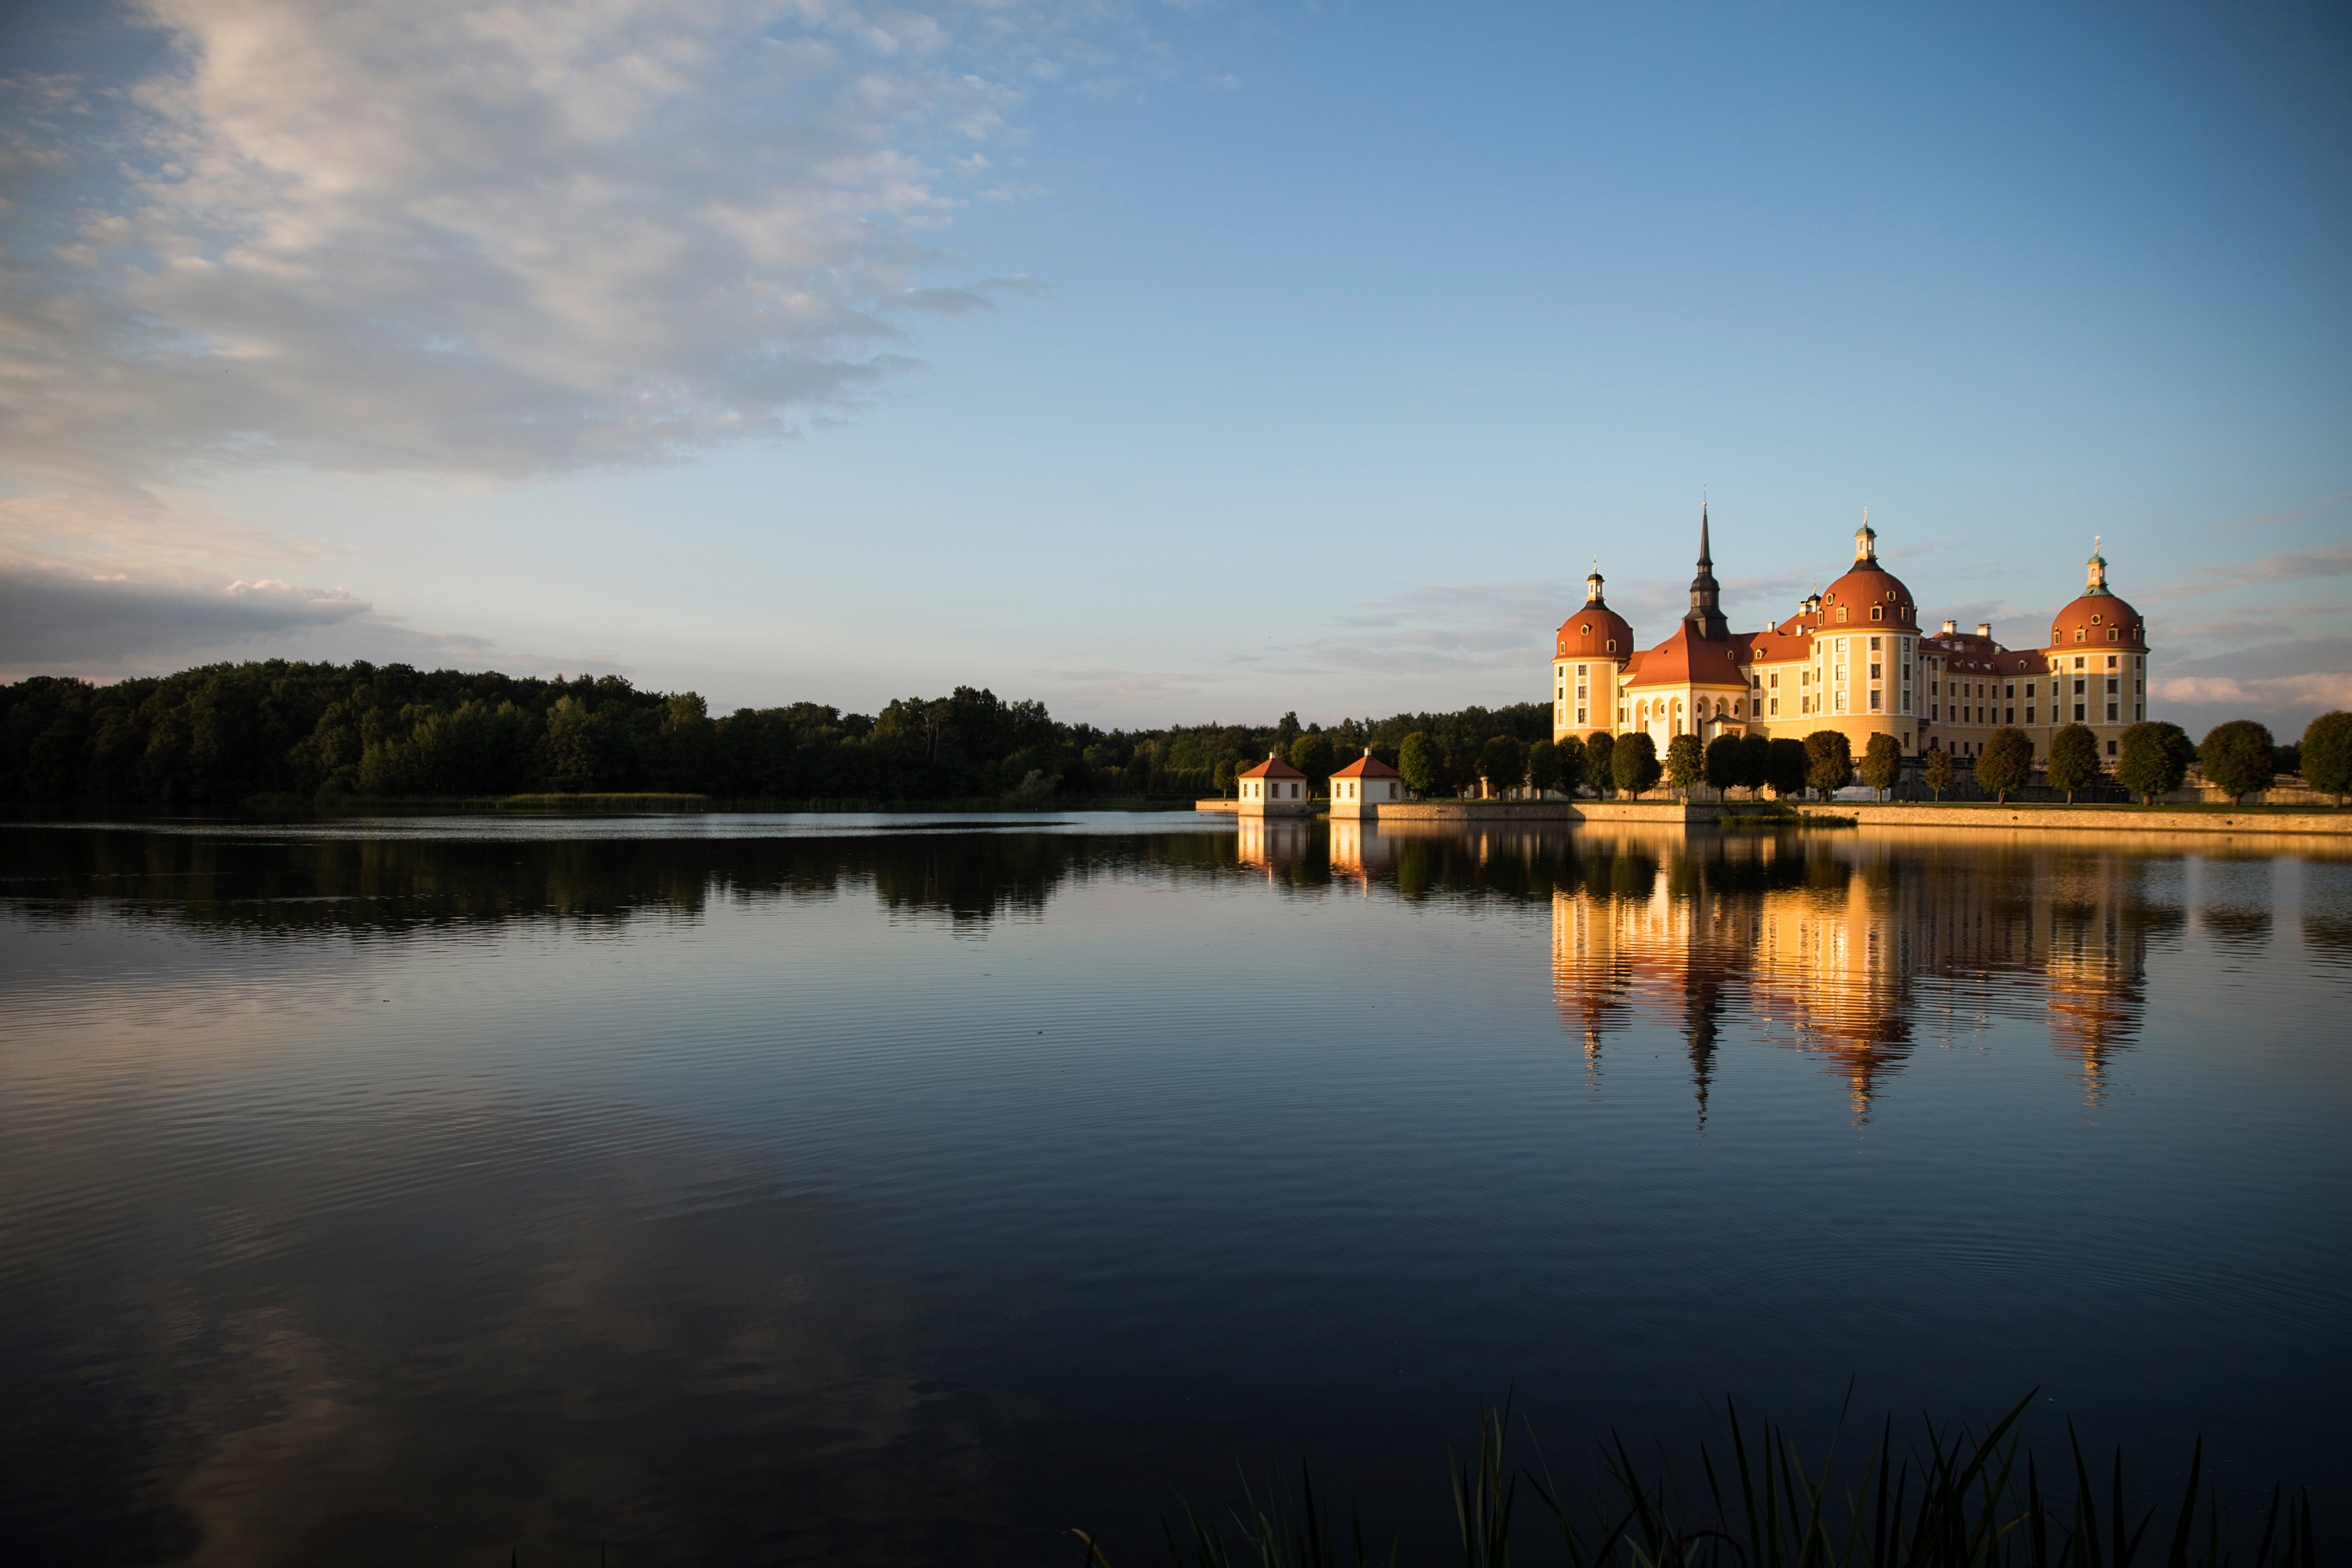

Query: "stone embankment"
<box><xmin>1793</xmin><ymin>803</ymin><xmax>2350</xmax><ymax>837</ymax></box>
<box><xmin>1196</xmin><ymin>795</ymin><xmax>2352</xmax><ymax>836</ymax></box>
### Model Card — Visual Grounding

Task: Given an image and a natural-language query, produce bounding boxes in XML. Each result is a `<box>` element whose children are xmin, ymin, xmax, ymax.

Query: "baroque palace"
<box><xmin>1551</xmin><ymin>509</ymin><xmax>2150</xmax><ymax>764</ymax></box>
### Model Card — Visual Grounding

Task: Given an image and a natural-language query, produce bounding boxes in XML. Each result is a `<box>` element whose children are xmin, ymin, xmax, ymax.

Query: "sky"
<box><xmin>1</xmin><ymin>1</ymin><xmax>2347</xmax><ymax>737</ymax></box>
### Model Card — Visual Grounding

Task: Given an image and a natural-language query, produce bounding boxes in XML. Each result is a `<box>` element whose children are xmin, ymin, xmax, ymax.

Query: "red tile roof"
<box><xmin>1239</xmin><ymin>754</ymin><xmax>1306</xmax><ymax>779</ymax></box>
<box><xmin>1330</xmin><ymin>749</ymin><xmax>1400</xmax><ymax>779</ymax></box>
<box><xmin>2049</xmin><ymin>593</ymin><xmax>2146</xmax><ymax>651</ymax></box>
<box><xmin>1620</xmin><ymin>623</ymin><xmax>1750</xmax><ymax>690</ymax></box>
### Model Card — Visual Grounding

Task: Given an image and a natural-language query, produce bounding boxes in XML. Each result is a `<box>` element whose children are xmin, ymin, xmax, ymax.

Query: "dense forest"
<box><xmin>0</xmin><ymin>661</ymin><xmax>1553</xmax><ymax>806</ymax></box>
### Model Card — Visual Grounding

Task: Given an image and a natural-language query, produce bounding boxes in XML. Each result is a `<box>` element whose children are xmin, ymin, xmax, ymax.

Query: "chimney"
<box><xmin>1940</xmin><ymin>619</ymin><xmax>1957</xmax><ymax>635</ymax></box>
<box><xmin>1976</xmin><ymin>623</ymin><xmax>1992</xmax><ymax>638</ymax></box>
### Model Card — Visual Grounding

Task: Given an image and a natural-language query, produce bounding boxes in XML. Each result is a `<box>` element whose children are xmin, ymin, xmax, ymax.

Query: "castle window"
<box><xmin>1838</xmin><ymin>606</ymin><xmax>1848</xmax><ymax>623</ymax></box>
<box><xmin>2107</xmin><ymin>629</ymin><xmax>2118</xmax><ymax>641</ymax></box>
<box><xmin>1607</xmin><ymin>639</ymin><xmax>1617</xmax><ymax>653</ymax></box>
<box><xmin>2075</xmin><ymin>628</ymin><xmax>2085</xmax><ymax>642</ymax></box>
<box><xmin>2091</xmin><ymin>614</ymin><xmax>2101</xmax><ymax>625</ymax></box>
<box><xmin>1581</xmin><ymin>624</ymin><xmax>1591</xmax><ymax>635</ymax></box>
<box><xmin>1871</xmin><ymin>605</ymin><xmax>1883</xmax><ymax>621</ymax></box>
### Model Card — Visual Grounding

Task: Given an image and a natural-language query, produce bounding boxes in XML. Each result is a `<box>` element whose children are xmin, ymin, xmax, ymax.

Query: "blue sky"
<box><xmin>1</xmin><ymin>1</ymin><xmax>2346</xmax><ymax>734</ymax></box>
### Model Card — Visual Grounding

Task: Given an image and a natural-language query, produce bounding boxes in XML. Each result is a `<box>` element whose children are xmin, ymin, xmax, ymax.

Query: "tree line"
<box><xmin>5</xmin><ymin>661</ymin><xmax>2343</xmax><ymax>808</ymax></box>
<box><xmin>0</xmin><ymin>661</ymin><xmax>1555</xmax><ymax>806</ymax></box>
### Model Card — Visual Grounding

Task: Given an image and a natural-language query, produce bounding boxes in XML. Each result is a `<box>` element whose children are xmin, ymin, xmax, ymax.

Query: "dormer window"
<box><xmin>1870</xmin><ymin>605</ymin><xmax>1883</xmax><ymax>621</ymax></box>
<box><xmin>2090</xmin><ymin>614</ymin><xmax>2102</xmax><ymax>625</ymax></box>
<box><xmin>1838</xmin><ymin>607</ymin><xmax>1848</xmax><ymax>623</ymax></box>
<box><xmin>2075</xmin><ymin>629</ymin><xmax>2085</xmax><ymax>643</ymax></box>
<box><xmin>1581</xmin><ymin>624</ymin><xmax>1591</xmax><ymax>635</ymax></box>
<box><xmin>1607</xmin><ymin>639</ymin><xmax>1617</xmax><ymax>653</ymax></box>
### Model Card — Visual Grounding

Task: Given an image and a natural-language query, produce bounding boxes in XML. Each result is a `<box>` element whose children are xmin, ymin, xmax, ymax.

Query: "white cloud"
<box><xmin>0</xmin><ymin>0</ymin><xmax>1119</xmax><ymax>546</ymax></box>
<box><xmin>2153</xmin><ymin>672</ymin><xmax>2352</xmax><ymax>710</ymax></box>
<box><xmin>2142</xmin><ymin>539</ymin><xmax>2352</xmax><ymax>604</ymax></box>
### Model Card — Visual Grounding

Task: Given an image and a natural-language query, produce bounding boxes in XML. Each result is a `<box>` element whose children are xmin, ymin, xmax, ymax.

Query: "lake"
<box><xmin>3</xmin><ymin>811</ymin><xmax>2347</xmax><ymax>1563</ymax></box>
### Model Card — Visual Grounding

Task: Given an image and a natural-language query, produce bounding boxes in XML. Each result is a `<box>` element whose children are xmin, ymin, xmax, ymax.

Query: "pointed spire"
<box><xmin>1685</xmin><ymin>500</ymin><xmax>1729</xmax><ymax>640</ymax></box>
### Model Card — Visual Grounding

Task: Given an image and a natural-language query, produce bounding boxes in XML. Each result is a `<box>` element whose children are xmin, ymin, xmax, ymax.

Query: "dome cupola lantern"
<box><xmin>2084</xmin><ymin>536</ymin><xmax>2110</xmax><ymax>596</ymax></box>
<box><xmin>1854</xmin><ymin>509</ymin><xmax>1878</xmax><ymax>563</ymax></box>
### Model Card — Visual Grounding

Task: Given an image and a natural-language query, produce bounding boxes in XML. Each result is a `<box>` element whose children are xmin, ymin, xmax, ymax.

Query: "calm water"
<box><xmin>3</xmin><ymin>811</ymin><xmax>2349</xmax><ymax>1563</ymax></box>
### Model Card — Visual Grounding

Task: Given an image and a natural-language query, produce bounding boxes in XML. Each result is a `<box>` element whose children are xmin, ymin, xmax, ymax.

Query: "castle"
<box><xmin>1552</xmin><ymin>509</ymin><xmax>2150</xmax><ymax>766</ymax></box>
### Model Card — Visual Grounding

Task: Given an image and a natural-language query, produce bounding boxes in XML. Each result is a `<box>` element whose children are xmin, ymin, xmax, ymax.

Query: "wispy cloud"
<box><xmin>0</xmin><ymin>1</ymin><xmax>1150</xmax><ymax>576</ymax></box>
<box><xmin>2144</xmin><ymin>539</ymin><xmax>2352</xmax><ymax>603</ymax></box>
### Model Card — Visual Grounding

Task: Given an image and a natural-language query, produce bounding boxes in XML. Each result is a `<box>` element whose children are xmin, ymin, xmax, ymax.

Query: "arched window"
<box><xmin>1581</xmin><ymin>623</ymin><xmax>1591</xmax><ymax>635</ymax></box>
<box><xmin>1607</xmin><ymin>639</ymin><xmax>1617</xmax><ymax>652</ymax></box>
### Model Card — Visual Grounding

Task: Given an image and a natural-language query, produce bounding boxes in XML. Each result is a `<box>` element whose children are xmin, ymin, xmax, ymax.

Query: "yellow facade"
<box><xmin>1553</xmin><ymin>515</ymin><xmax>2151</xmax><ymax>766</ymax></box>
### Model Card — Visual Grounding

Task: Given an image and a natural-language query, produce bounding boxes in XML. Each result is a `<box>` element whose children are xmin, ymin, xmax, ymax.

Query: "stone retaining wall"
<box><xmin>1792</xmin><ymin>804</ymin><xmax>2352</xmax><ymax>836</ymax></box>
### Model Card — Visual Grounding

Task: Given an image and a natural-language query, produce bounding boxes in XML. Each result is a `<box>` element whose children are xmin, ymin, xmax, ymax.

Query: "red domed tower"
<box><xmin>2045</xmin><ymin>538</ymin><xmax>2149</xmax><ymax>744</ymax></box>
<box><xmin>1552</xmin><ymin>562</ymin><xmax>1636</xmax><ymax>740</ymax></box>
<box><xmin>2048</xmin><ymin>538</ymin><xmax>2147</xmax><ymax>653</ymax></box>
<box><xmin>1816</xmin><ymin>513</ymin><xmax>1917</xmax><ymax>633</ymax></box>
<box><xmin>1802</xmin><ymin>513</ymin><xmax>1927</xmax><ymax>755</ymax></box>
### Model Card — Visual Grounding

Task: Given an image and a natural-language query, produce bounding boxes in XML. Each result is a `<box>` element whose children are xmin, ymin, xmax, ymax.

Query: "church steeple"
<box><xmin>1686</xmin><ymin>502</ymin><xmax>1729</xmax><ymax>640</ymax></box>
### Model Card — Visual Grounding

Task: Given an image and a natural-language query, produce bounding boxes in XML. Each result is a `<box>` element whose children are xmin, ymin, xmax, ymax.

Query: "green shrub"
<box><xmin>2200</xmin><ymin>719</ymin><xmax>2278</xmax><ymax>803</ymax></box>
<box><xmin>1978</xmin><ymin>726</ymin><xmax>2035</xmax><ymax>803</ymax></box>
<box><xmin>1612</xmin><ymin>732</ymin><xmax>1661</xmax><ymax>797</ymax></box>
<box><xmin>1803</xmin><ymin>730</ymin><xmax>1852</xmax><ymax>797</ymax></box>
<box><xmin>2117</xmin><ymin>720</ymin><xmax>2194</xmax><ymax>803</ymax></box>
<box><xmin>1582</xmin><ymin>732</ymin><xmax>1616</xmax><ymax>797</ymax></box>
<box><xmin>2301</xmin><ymin>710</ymin><xmax>2351</xmax><ymax>804</ymax></box>
<box><xmin>1666</xmin><ymin>733</ymin><xmax>1703</xmax><ymax>795</ymax></box>
<box><xmin>1859</xmin><ymin>732</ymin><xmax>1901</xmax><ymax>799</ymax></box>
<box><xmin>2047</xmin><ymin>723</ymin><xmax>2102</xmax><ymax>803</ymax></box>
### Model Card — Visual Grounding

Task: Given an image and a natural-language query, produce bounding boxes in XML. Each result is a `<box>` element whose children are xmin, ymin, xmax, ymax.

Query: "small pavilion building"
<box><xmin>1236</xmin><ymin>752</ymin><xmax>1314</xmax><ymax>817</ymax></box>
<box><xmin>1328</xmin><ymin>747</ymin><xmax>1404</xmax><ymax>819</ymax></box>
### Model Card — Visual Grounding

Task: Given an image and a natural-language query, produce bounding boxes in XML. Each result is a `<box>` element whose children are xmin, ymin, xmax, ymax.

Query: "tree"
<box><xmin>1289</xmin><ymin>732</ymin><xmax>1337</xmax><ymax>791</ymax></box>
<box><xmin>2199</xmin><ymin>720</ymin><xmax>2277</xmax><ymax>803</ymax></box>
<box><xmin>1212</xmin><ymin>757</ymin><xmax>1236</xmax><ymax>798</ymax></box>
<box><xmin>1767</xmin><ymin>737</ymin><xmax>1809</xmax><ymax>801</ymax></box>
<box><xmin>1703</xmin><ymin>734</ymin><xmax>1745</xmax><ymax>800</ymax></box>
<box><xmin>2046</xmin><ymin>724</ymin><xmax>2101</xmax><ymax>803</ymax></box>
<box><xmin>1978</xmin><ymin>726</ymin><xmax>2035</xmax><ymax>803</ymax></box>
<box><xmin>1583</xmin><ymin>732</ymin><xmax>1616</xmax><ymax>797</ymax></box>
<box><xmin>1665</xmin><ymin>733</ymin><xmax>1703</xmax><ymax>797</ymax></box>
<box><xmin>1924</xmin><ymin>748</ymin><xmax>1954</xmax><ymax>801</ymax></box>
<box><xmin>1737</xmin><ymin>732</ymin><xmax>1772</xmax><ymax>799</ymax></box>
<box><xmin>1553</xmin><ymin>735</ymin><xmax>1585</xmax><ymax>797</ymax></box>
<box><xmin>1859</xmin><ymin>733</ymin><xmax>1901</xmax><ymax>801</ymax></box>
<box><xmin>2116</xmin><ymin>720</ymin><xmax>2194</xmax><ymax>805</ymax></box>
<box><xmin>1612</xmin><ymin>732</ymin><xmax>1662</xmax><ymax>797</ymax></box>
<box><xmin>1480</xmin><ymin>734</ymin><xmax>1526</xmax><ymax>797</ymax></box>
<box><xmin>1803</xmin><ymin>730</ymin><xmax>1852</xmax><ymax>799</ymax></box>
<box><xmin>1526</xmin><ymin>736</ymin><xmax>1561</xmax><ymax>795</ymax></box>
<box><xmin>1397</xmin><ymin>731</ymin><xmax>1440</xmax><ymax>797</ymax></box>
<box><xmin>2302</xmin><ymin>711</ymin><xmax>2352</xmax><ymax>805</ymax></box>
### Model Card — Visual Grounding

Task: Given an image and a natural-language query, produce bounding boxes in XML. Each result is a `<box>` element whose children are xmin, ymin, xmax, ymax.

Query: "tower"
<box><xmin>1684</xmin><ymin>503</ymin><xmax>1730</xmax><ymax>641</ymax></box>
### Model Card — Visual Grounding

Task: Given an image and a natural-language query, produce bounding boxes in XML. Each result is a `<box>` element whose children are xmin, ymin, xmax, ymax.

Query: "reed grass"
<box><xmin>1075</xmin><ymin>1394</ymin><xmax>2315</xmax><ymax>1567</ymax></box>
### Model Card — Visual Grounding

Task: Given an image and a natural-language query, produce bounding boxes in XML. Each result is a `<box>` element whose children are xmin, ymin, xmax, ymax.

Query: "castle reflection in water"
<box><xmin>1249</xmin><ymin>816</ymin><xmax>2211</xmax><ymax>1119</ymax></box>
